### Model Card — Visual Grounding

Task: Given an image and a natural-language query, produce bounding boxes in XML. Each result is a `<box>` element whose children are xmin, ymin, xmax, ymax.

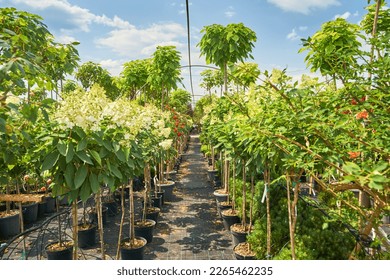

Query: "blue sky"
<box><xmin>1</xmin><ymin>0</ymin><xmax>367</xmax><ymax>101</ymax></box>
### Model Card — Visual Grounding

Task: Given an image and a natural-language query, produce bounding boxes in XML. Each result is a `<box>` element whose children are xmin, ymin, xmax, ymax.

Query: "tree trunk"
<box><xmin>265</xmin><ymin>167</ymin><xmax>272</xmax><ymax>258</ymax></box>
<box><xmin>129</xmin><ymin>180</ymin><xmax>135</xmax><ymax>244</ymax></box>
<box><xmin>96</xmin><ymin>189</ymin><xmax>105</xmax><ymax>260</ymax></box>
<box><xmin>242</xmin><ymin>160</ymin><xmax>246</xmax><ymax>227</ymax></box>
<box><xmin>286</xmin><ymin>173</ymin><xmax>296</xmax><ymax>260</ymax></box>
<box><xmin>116</xmin><ymin>185</ymin><xmax>125</xmax><ymax>259</ymax></box>
<box><xmin>72</xmin><ymin>200</ymin><xmax>78</xmax><ymax>260</ymax></box>
<box><xmin>223</xmin><ymin>63</ymin><xmax>228</xmax><ymax>95</ymax></box>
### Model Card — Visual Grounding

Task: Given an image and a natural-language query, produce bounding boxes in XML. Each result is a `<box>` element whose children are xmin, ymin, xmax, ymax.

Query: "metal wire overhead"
<box><xmin>185</xmin><ymin>0</ymin><xmax>195</xmax><ymax>107</ymax></box>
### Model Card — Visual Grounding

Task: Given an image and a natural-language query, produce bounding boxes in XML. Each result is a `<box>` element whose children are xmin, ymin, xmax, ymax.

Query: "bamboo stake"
<box><xmin>116</xmin><ymin>185</ymin><xmax>125</xmax><ymax>260</ymax></box>
<box><xmin>72</xmin><ymin>200</ymin><xmax>78</xmax><ymax>260</ymax></box>
<box><xmin>265</xmin><ymin>167</ymin><xmax>272</xmax><ymax>258</ymax></box>
<box><xmin>129</xmin><ymin>180</ymin><xmax>135</xmax><ymax>244</ymax></box>
<box><xmin>286</xmin><ymin>173</ymin><xmax>296</xmax><ymax>260</ymax></box>
<box><xmin>96</xmin><ymin>189</ymin><xmax>105</xmax><ymax>260</ymax></box>
<box><xmin>242</xmin><ymin>159</ymin><xmax>247</xmax><ymax>227</ymax></box>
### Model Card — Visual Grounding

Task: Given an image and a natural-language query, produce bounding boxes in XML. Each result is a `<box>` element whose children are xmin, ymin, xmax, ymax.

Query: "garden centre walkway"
<box><xmin>143</xmin><ymin>133</ymin><xmax>234</xmax><ymax>260</ymax></box>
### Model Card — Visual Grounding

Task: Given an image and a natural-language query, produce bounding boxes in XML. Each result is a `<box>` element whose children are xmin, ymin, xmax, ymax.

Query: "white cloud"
<box><xmin>287</xmin><ymin>28</ymin><xmax>299</xmax><ymax>40</ymax></box>
<box><xmin>12</xmin><ymin>0</ymin><xmax>133</xmax><ymax>32</ymax></box>
<box><xmin>96</xmin><ymin>23</ymin><xmax>187</xmax><ymax>57</ymax></box>
<box><xmin>225</xmin><ymin>6</ymin><xmax>236</xmax><ymax>18</ymax></box>
<box><xmin>334</xmin><ymin>11</ymin><xmax>351</xmax><ymax>20</ymax></box>
<box><xmin>267</xmin><ymin>0</ymin><xmax>340</xmax><ymax>14</ymax></box>
<box><xmin>99</xmin><ymin>59</ymin><xmax>125</xmax><ymax>76</ymax></box>
<box><xmin>55</xmin><ymin>34</ymin><xmax>77</xmax><ymax>44</ymax></box>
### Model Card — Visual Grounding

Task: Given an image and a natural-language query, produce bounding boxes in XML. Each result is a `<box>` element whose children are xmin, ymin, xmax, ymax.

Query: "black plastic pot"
<box><xmin>144</xmin><ymin>207</ymin><xmax>160</xmax><ymax>225</ymax></box>
<box><xmin>221</xmin><ymin>210</ymin><xmax>240</xmax><ymax>231</ymax></box>
<box><xmin>38</xmin><ymin>201</ymin><xmax>47</xmax><ymax>218</ymax></box>
<box><xmin>88</xmin><ymin>206</ymin><xmax>108</xmax><ymax>225</ymax></box>
<box><xmin>230</xmin><ymin>224</ymin><xmax>249</xmax><ymax>246</ymax></box>
<box><xmin>213</xmin><ymin>190</ymin><xmax>229</xmax><ymax>203</ymax></box>
<box><xmin>0</xmin><ymin>211</ymin><xmax>20</xmax><ymax>240</ymax></box>
<box><xmin>103</xmin><ymin>200</ymin><xmax>118</xmax><ymax>216</ymax></box>
<box><xmin>22</xmin><ymin>202</ymin><xmax>38</xmax><ymax>224</ymax></box>
<box><xmin>45</xmin><ymin>196</ymin><xmax>56</xmax><ymax>213</ymax></box>
<box><xmin>157</xmin><ymin>181</ymin><xmax>175</xmax><ymax>201</ymax></box>
<box><xmin>156</xmin><ymin>190</ymin><xmax>165</xmax><ymax>206</ymax></box>
<box><xmin>233</xmin><ymin>243</ymin><xmax>256</xmax><ymax>260</ymax></box>
<box><xmin>216</xmin><ymin>202</ymin><xmax>232</xmax><ymax>218</ymax></box>
<box><xmin>120</xmin><ymin>237</ymin><xmax>147</xmax><ymax>260</ymax></box>
<box><xmin>78</xmin><ymin>224</ymin><xmax>97</xmax><ymax>248</ymax></box>
<box><xmin>45</xmin><ymin>242</ymin><xmax>73</xmax><ymax>260</ymax></box>
<box><xmin>134</xmin><ymin>219</ymin><xmax>156</xmax><ymax>243</ymax></box>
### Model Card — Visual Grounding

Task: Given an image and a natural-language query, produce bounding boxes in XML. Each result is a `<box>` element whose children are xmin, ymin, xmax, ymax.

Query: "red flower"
<box><xmin>348</xmin><ymin>151</ymin><xmax>361</xmax><ymax>159</ymax></box>
<box><xmin>356</xmin><ymin>110</ymin><xmax>368</xmax><ymax>120</ymax></box>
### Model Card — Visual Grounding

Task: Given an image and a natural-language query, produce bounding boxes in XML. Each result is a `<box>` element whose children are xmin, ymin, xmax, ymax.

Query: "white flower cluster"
<box><xmin>53</xmin><ymin>85</ymin><xmax>174</xmax><ymax>153</ymax></box>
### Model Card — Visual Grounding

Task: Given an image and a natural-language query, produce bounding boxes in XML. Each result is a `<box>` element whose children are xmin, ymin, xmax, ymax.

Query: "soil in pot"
<box><xmin>134</xmin><ymin>219</ymin><xmax>156</xmax><ymax>243</ymax></box>
<box><xmin>213</xmin><ymin>189</ymin><xmax>229</xmax><ymax>203</ymax></box>
<box><xmin>22</xmin><ymin>202</ymin><xmax>38</xmax><ymax>224</ymax></box>
<box><xmin>0</xmin><ymin>210</ymin><xmax>20</xmax><ymax>240</ymax></box>
<box><xmin>78</xmin><ymin>223</ymin><xmax>97</xmax><ymax>248</ymax></box>
<box><xmin>120</xmin><ymin>237</ymin><xmax>147</xmax><ymax>260</ymax></box>
<box><xmin>143</xmin><ymin>207</ymin><xmax>160</xmax><ymax>224</ymax></box>
<box><xmin>233</xmin><ymin>242</ymin><xmax>256</xmax><ymax>260</ymax></box>
<box><xmin>217</xmin><ymin>201</ymin><xmax>232</xmax><ymax>218</ymax></box>
<box><xmin>230</xmin><ymin>223</ymin><xmax>253</xmax><ymax>246</ymax></box>
<box><xmin>221</xmin><ymin>209</ymin><xmax>240</xmax><ymax>231</ymax></box>
<box><xmin>45</xmin><ymin>241</ymin><xmax>73</xmax><ymax>260</ymax></box>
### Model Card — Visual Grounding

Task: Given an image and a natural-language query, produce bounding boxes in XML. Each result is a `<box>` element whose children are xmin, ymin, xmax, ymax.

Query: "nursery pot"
<box><xmin>89</xmin><ymin>206</ymin><xmax>108</xmax><ymax>225</ymax></box>
<box><xmin>213</xmin><ymin>189</ymin><xmax>229</xmax><ymax>203</ymax></box>
<box><xmin>221</xmin><ymin>209</ymin><xmax>240</xmax><ymax>231</ymax></box>
<box><xmin>143</xmin><ymin>207</ymin><xmax>160</xmax><ymax>224</ymax></box>
<box><xmin>120</xmin><ymin>237</ymin><xmax>147</xmax><ymax>260</ymax></box>
<box><xmin>45</xmin><ymin>241</ymin><xmax>73</xmax><ymax>260</ymax></box>
<box><xmin>164</xmin><ymin>170</ymin><xmax>177</xmax><ymax>181</ymax></box>
<box><xmin>103</xmin><ymin>200</ymin><xmax>118</xmax><ymax>216</ymax></box>
<box><xmin>38</xmin><ymin>201</ymin><xmax>47</xmax><ymax>218</ymax></box>
<box><xmin>134</xmin><ymin>219</ymin><xmax>156</xmax><ymax>243</ymax></box>
<box><xmin>230</xmin><ymin>223</ymin><xmax>252</xmax><ymax>246</ymax></box>
<box><xmin>0</xmin><ymin>211</ymin><xmax>20</xmax><ymax>240</ymax></box>
<box><xmin>216</xmin><ymin>201</ymin><xmax>232</xmax><ymax>218</ymax></box>
<box><xmin>156</xmin><ymin>181</ymin><xmax>175</xmax><ymax>201</ymax></box>
<box><xmin>207</xmin><ymin>169</ymin><xmax>218</xmax><ymax>182</ymax></box>
<box><xmin>157</xmin><ymin>190</ymin><xmax>165</xmax><ymax>205</ymax></box>
<box><xmin>45</xmin><ymin>196</ymin><xmax>56</xmax><ymax>213</ymax></box>
<box><xmin>78</xmin><ymin>223</ymin><xmax>97</xmax><ymax>248</ymax></box>
<box><xmin>22</xmin><ymin>202</ymin><xmax>38</xmax><ymax>224</ymax></box>
<box><xmin>233</xmin><ymin>242</ymin><xmax>256</xmax><ymax>260</ymax></box>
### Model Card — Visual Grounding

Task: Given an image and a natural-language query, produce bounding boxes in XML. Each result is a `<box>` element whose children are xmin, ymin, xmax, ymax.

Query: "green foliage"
<box><xmin>147</xmin><ymin>46</ymin><xmax>182</xmax><ymax>108</ymax></box>
<box><xmin>198</xmin><ymin>23</ymin><xmax>257</xmax><ymax>69</ymax></box>
<box><xmin>167</xmin><ymin>89</ymin><xmax>191</xmax><ymax>115</ymax></box>
<box><xmin>75</xmin><ymin>61</ymin><xmax>119</xmax><ymax>100</ymax></box>
<box><xmin>120</xmin><ymin>59</ymin><xmax>151</xmax><ymax>100</ymax></box>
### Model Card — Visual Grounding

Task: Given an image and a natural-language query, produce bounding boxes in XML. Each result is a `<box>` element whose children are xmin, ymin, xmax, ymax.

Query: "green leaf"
<box><xmin>110</xmin><ymin>164</ymin><xmax>122</xmax><ymax>179</ymax></box>
<box><xmin>76</xmin><ymin>150</ymin><xmax>93</xmax><ymax>165</ymax></box>
<box><xmin>371</xmin><ymin>174</ymin><xmax>388</xmax><ymax>183</ymax></box>
<box><xmin>64</xmin><ymin>163</ymin><xmax>75</xmax><ymax>189</ymax></box>
<box><xmin>343</xmin><ymin>162</ymin><xmax>361</xmax><ymax>174</ymax></box>
<box><xmin>115</xmin><ymin>149</ymin><xmax>126</xmax><ymax>162</ymax></box>
<box><xmin>368</xmin><ymin>180</ymin><xmax>383</xmax><ymax>190</ymax></box>
<box><xmin>89</xmin><ymin>173</ymin><xmax>100</xmax><ymax>193</ymax></box>
<box><xmin>90</xmin><ymin>150</ymin><xmax>102</xmax><ymax>166</ymax></box>
<box><xmin>76</xmin><ymin>138</ymin><xmax>88</xmax><ymax>151</ymax></box>
<box><xmin>373</xmin><ymin>162</ymin><xmax>388</xmax><ymax>173</ymax></box>
<box><xmin>79</xmin><ymin>179</ymin><xmax>91</xmax><ymax>202</ymax></box>
<box><xmin>57</xmin><ymin>142</ymin><xmax>67</xmax><ymax>156</ymax></box>
<box><xmin>66</xmin><ymin>142</ymin><xmax>75</xmax><ymax>163</ymax></box>
<box><xmin>322</xmin><ymin>222</ymin><xmax>329</xmax><ymax>230</ymax></box>
<box><xmin>74</xmin><ymin>164</ymin><xmax>88</xmax><ymax>189</ymax></box>
<box><xmin>42</xmin><ymin>151</ymin><xmax>60</xmax><ymax>171</ymax></box>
